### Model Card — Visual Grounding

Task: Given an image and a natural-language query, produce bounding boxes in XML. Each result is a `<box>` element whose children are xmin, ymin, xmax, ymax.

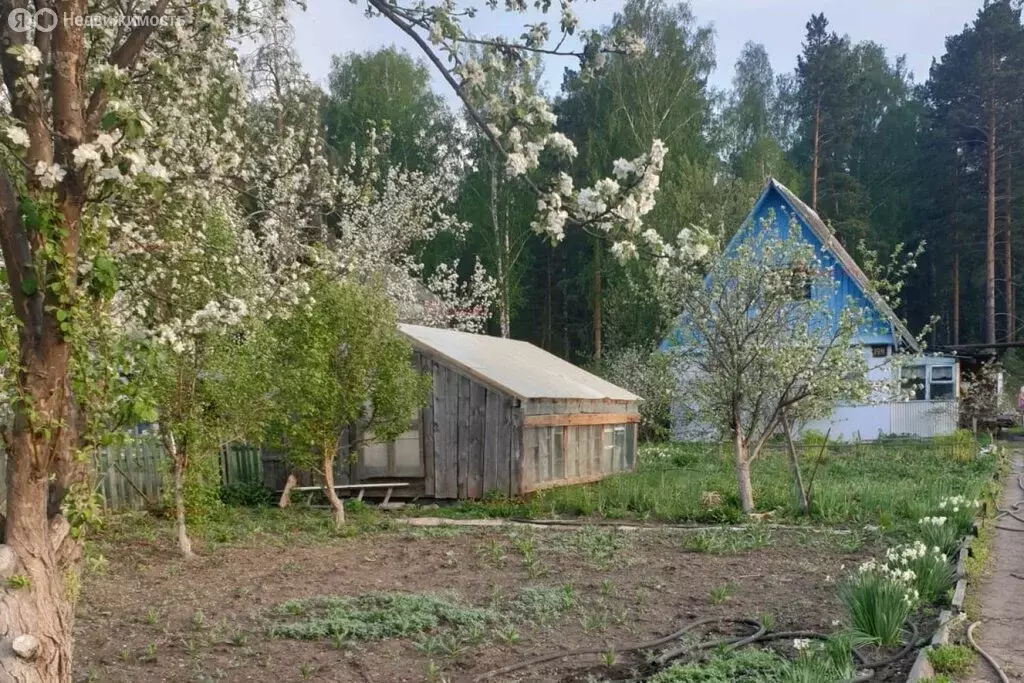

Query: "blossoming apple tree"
<box><xmin>668</xmin><ymin>226</ymin><xmax>871</xmax><ymax>514</ymax></box>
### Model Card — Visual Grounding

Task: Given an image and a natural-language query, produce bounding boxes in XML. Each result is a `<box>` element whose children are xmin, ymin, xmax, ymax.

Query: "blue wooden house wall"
<box><xmin>667</xmin><ymin>182</ymin><xmax>897</xmax><ymax>348</ymax></box>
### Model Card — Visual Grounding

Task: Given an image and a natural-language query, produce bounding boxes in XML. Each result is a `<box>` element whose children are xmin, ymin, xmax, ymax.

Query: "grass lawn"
<box><xmin>429</xmin><ymin>438</ymin><xmax>1004</xmax><ymax>532</ymax></box>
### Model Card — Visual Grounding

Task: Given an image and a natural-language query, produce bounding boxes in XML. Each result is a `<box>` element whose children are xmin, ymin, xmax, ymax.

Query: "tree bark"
<box><xmin>593</xmin><ymin>238</ymin><xmax>602</xmax><ymax>361</ymax></box>
<box><xmin>1005</xmin><ymin>154</ymin><xmax>1014</xmax><ymax>343</ymax></box>
<box><xmin>278</xmin><ymin>473</ymin><xmax>298</xmax><ymax>508</ymax></box>
<box><xmin>321</xmin><ymin>444</ymin><xmax>345</xmax><ymax>528</ymax></box>
<box><xmin>780</xmin><ymin>413</ymin><xmax>809</xmax><ymax>515</ymax></box>
<box><xmin>162</xmin><ymin>432</ymin><xmax>193</xmax><ymax>559</ymax></box>
<box><xmin>0</xmin><ymin>337</ymin><xmax>79</xmax><ymax>683</ymax></box>
<box><xmin>489</xmin><ymin>156</ymin><xmax>511</xmax><ymax>339</ymax></box>
<box><xmin>733</xmin><ymin>418</ymin><xmax>754</xmax><ymax>513</ymax></box>
<box><xmin>810</xmin><ymin>96</ymin><xmax>821</xmax><ymax>211</ymax></box>
<box><xmin>986</xmin><ymin>98</ymin><xmax>997</xmax><ymax>347</ymax></box>
<box><xmin>952</xmin><ymin>159</ymin><xmax>960</xmax><ymax>347</ymax></box>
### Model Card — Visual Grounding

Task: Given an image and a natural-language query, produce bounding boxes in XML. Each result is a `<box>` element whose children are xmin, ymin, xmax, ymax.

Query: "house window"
<box><xmin>787</xmin><ymin>263</ymin><xmax>813</xmax><ymax>300</ymax></box>
<box><xmin>901</xmin><ymin>365</ymin><xmax>926</xmax><ymax>401</ymax></box>
<box><xmin>929</xmin><ymin>365</ymin><xmax>955</xmax><ymax>401</ymax></box>
<box><xmin>870</xmin><ymin>345</ymin><xmax>889</xmax><ymax>358</ymax></box>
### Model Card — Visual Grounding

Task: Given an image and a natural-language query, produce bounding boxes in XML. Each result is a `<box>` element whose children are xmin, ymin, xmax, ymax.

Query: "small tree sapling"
<box><xmin>265</xmin><ymin>276</ymin><xmax>430</xmax><ymax>526</ymax></box>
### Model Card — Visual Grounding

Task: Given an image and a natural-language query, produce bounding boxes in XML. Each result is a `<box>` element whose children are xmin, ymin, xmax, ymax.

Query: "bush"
<box><xmin>926</xmin><ymin>644</ymin><xmax>974</xmax><ymax>676</ymax></box>
<box><xmin>590</xmin><ymin>347</ymin><xmax>676</xmax><ymax>442</ymax></box>
<box><xmin>220</xmin><ymin>480</ymin><xmax>274</xmax><ymax>507</ymax></box>
<box><xmin>885</xmin><ymin>542</ymin><xmax>955</xmax><ymax>604</ymax></box>
<box><xmin>838</xmin><ymin>560</ymin><xmax>917</xmax><ymax>646</ymax></box>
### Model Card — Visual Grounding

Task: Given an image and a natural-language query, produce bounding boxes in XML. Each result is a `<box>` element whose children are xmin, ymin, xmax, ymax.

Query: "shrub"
<box><xmin>918</xmin><ymin>517</ymin><xmax>962</xmax><ymax>557</ymax></box>
<box><xmin>838</xmin><ymin>560</ymin><xmax>917</xmax><ymax>646</ymax></box>
<box><xmin>221</xmin><ymin>480</ymin><xmax>274</xmax><ymax>507</ymax></box>
<box><xmin>590</xmin><ymin>347</ymin><xmax>676</xmax><ymax>442</ymax></box>
<box><xmin>927</xmin><ymin>644</ymin><xmax>974</xmax><ymax>676</ymax></box>
<box><xmin>885</xmin><ymin>541</ymin><xmax>956</xmax><ymax>604</ymax></box>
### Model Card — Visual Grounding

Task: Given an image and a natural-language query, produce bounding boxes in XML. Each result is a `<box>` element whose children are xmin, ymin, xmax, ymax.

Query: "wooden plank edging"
<box><xmin>905</xmin><ymin>534</ymin><xmax>971</xmax><ymax>683</ymax></box>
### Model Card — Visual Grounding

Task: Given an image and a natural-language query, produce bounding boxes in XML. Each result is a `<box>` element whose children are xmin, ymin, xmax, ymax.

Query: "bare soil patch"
<box><xmin>75</xmin><ymin>522</ymin><xmax>889</xmax><ymax>683</ymax></box>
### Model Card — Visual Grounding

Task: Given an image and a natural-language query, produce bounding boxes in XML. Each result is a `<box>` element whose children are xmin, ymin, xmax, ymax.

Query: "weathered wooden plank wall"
<box><xmin>422</xmin><ymin>357</ymin><xmax>517</xmax><ymax>499</ymax></box>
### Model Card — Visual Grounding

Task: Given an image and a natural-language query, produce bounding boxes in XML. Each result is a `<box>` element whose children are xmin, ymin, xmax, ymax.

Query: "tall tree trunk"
<box><xmin>1005</xmin><ymin>154</ymin><xmax>1014</xmax><ymax>343</ymax></box>
<box><xmin>952</xmin><ymin>159</ymin><xmax>960</xmax><ymax>346</ymax></box>
<box><xmin>543</xmin><ymin>250</ymin><xmax>553</xmax><ymax>351</ymax></box>
<box><xmin>0</xmin><ymin>337</ymin><xmax>80</xmax><ymax>682</ymax></box>
<box><xmin>810</xmin><ymin>96</ymin><xmax>821</xmax><ymax>211</ymax></box>
<box><xmin>780</xmin><ymin>413</ymin><xmax>809</xmax><ymax>515</ymax></box>
<box><xmin>322</xmin><ymin>443</ymin><xmax>345</xmax><ymax>528</ymax></box>
<box><xmin>490</xmin><ymin>157</ymin><xmax>511</xmax><ymax>338</ymax></box>
<box><xmin>162</xmin><ymin>431</ymin><xmax>193</xmax><ymax>559</ymax></box>
<box><xmin>733</xmin><ymin>416</ymin><xmax>754</xmax><ymax>514</ymax></box>
<box><xmin>593</xmin><ymin>238</ymin><xmax>602</xmax><ymax>361</ymax></box>
<box><xmin>986</xmin><ymin>100</ymin><xmax>998</xmax><ymax>347</ymax></box>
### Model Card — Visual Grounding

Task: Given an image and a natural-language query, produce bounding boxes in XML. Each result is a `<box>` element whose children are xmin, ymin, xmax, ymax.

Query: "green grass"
<box><xmin>927</xmin><ymin>644</ymin><xmax>974</xmax><ymax>676</ymax></box>
<box><xmin>525</xmin><ymin>439</ymin><xmax>1000</xmax><ymax>528</ymax></box>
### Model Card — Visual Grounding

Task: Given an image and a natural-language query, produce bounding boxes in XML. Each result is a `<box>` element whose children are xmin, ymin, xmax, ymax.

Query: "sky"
<box><xmin>292</xmin><ymin>0</ymin><xmax>982</xmax><ymax>99</ymax></box>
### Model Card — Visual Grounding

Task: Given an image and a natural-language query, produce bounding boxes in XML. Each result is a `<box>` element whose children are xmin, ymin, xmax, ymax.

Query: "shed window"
<box><xmin>929</xmin><ymin>365</ymin><xmax>955</xmax><ymax>401</ymax></box>
<box><xmin>900</xmin><ymin>364</ymin><xmax>956</xmax><ymax>401</ymax></box>
<box><xmin>870</xmin><ymin>345</ymin><xmax>889</xmax><ymax>358</ymax></box>
<box><xmin>603</xmin><ymin>425</ymin><xmax>635</xmax><ymax>472</ymax></box>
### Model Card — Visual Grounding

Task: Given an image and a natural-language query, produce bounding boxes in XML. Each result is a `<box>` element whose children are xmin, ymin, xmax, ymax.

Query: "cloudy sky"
<box><xmin>292</xmin><ymin>0</ymin><xmax>981</xmax><ymax>97</ymax></box>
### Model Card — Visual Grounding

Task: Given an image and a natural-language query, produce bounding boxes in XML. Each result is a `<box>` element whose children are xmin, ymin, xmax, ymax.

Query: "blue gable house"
<box><xmin>666</xmin><ymin>178</ymin><xmax>959</xmax><ymax>441</ymax></box>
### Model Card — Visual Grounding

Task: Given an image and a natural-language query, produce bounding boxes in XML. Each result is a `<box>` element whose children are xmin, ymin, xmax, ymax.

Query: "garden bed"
<box><xmin>76</xmin><ymin>522</ymin><xmax>880</xmax><ymax>682</ymax></box>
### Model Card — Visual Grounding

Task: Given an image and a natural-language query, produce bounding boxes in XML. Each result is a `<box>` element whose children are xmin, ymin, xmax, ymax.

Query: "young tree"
<box><xmin>265</xmin><ymin>276</ymin><xmax>430</xmax><ymax>527</ymax></box>
<box><xmin>669</xmin><ymin>225</ymin><xmax>870</xmax><ymax>513</ymax></box>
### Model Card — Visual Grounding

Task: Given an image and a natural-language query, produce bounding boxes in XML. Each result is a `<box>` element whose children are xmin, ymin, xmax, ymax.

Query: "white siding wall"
<box><xmin>671</xmin><ymin>350</ymin><xmax>961</xmax><ymax>442</ymax></box>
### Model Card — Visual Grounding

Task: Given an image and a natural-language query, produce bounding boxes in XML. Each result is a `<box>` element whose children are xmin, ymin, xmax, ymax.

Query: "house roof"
<box><xmin>756</xmin><ymin>178</ymin><xmax>922</xmax><ymax>353</ymax></box>
<box><xmin>398</xmin><ymin>324</ymin><xmax>641</xmax><ymax>402</ymax></box>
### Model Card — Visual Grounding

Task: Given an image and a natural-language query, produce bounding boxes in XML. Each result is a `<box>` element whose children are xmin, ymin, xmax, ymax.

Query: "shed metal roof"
<box><xmin>398</xmin><ymin>324</ymin><xmax>641</xmax><ymax>402</ymax></box>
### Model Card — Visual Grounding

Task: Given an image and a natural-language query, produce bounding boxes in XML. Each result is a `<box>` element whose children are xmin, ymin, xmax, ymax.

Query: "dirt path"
<box><xmin>969</xmin><ymin>454</ymin><xmax>1024</xmax><ymax>682</ymax></box>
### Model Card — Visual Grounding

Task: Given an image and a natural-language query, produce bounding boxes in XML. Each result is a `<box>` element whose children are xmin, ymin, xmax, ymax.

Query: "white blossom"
<box><xmin>34</xmin><ymin>161</ymin><xmax>66</xmax><ymax>188</ymax></box>
<box><xmin>5</xmin><ymin>125</ymin><xmax>29</xmax><ymax>148</ymax></box>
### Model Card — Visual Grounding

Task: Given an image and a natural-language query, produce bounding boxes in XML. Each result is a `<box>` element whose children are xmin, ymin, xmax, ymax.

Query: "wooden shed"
<box><xmin>352</xmin><ymin>324</ymin><xmax>641</xmax><ymax>499</ymax></box>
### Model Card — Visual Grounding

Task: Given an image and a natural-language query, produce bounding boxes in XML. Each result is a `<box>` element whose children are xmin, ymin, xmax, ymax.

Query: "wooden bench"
<box><xmin>286</xmin><ymin>482</ymin><xmax>409</xmax><ymax>506</ymax></box>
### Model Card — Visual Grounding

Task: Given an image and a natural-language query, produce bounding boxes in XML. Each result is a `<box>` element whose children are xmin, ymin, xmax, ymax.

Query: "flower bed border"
<box><xmin>905</xmin><ymin>531</ymin><xmax>973</xmax><ymax>682</ymax></box>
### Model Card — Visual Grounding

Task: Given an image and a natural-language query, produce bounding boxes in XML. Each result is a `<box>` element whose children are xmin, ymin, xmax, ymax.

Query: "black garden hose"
<box><xmin>470</xmin><ymin>615</ymin><xmax>921</xmax><ymax>682</ymax></box>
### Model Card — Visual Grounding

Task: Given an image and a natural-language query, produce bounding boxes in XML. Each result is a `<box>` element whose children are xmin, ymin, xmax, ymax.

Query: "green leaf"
<box><xmin>101</xmin><ymin>111</ymin><xmax>120</xmax><ymax>131</ymax></box>
<box><xmin>21</xmin><ymin>275</ymin><xmax>37</xmax><ymax>296</ymax></box>
<box><xmin>55</xmin><ymin>309</ymin><xmax>68</xmax><ymax>322</ymax></box>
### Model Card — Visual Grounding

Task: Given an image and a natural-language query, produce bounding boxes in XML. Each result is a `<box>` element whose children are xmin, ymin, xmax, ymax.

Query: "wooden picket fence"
<box><xmin>0</xmin><ymin>437</ymin><xmax>266</xmax><ymax>511</ymax></box>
